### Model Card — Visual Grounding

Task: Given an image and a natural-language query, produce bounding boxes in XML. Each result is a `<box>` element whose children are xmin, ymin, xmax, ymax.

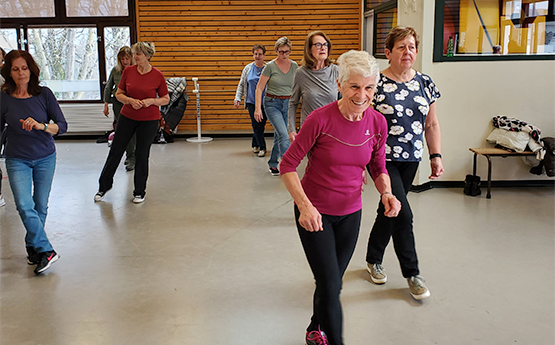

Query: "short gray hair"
<box><xmin>337</xmin><ymin>50</ymin><xmax>379</xmax><ymax>85</ymax></box>
<box><xmin>274</xmin><ymin>36</ymin><xmax>292</xmax><ymax>51</ymax></box>
<box><xmin>132</xmin><ymin>41</ymin><xmax>156</xmax><ymax>60</ymax></box>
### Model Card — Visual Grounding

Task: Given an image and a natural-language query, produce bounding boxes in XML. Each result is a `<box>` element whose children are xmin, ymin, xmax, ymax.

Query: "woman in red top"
<box><xmin>95</xmin><ymin>41</ymin><xmax>169</xmax><ymax>204</ymax></box>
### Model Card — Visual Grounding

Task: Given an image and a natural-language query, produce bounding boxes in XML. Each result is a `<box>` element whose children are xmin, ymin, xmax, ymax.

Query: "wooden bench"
<box><xmin>469</xmin><ymin>148</ymin><xmax>536</xmax><ymax>199</ymax></box>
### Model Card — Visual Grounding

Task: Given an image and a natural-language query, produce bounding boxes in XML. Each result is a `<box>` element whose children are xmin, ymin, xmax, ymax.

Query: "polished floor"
<box><xmin>0</xmin><ymin>138</ymin><xmax>553</xmax><ymax>345</ymax></box>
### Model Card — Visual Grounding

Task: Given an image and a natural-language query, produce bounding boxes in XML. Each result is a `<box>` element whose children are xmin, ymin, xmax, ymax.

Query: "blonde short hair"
<box><xmin>132</xmin><ymin>41</ymin><xmax>156</xmax><ymax>60</ymax></box>
<box><xmin>274</xmin><ymin>36</ymin><xmax>292</xmax><ymax>51</ymax></box>
<box><xmin>336</xmin><ymin>50</ymin><xmax>379</xmax><ymax>85</ymax></box>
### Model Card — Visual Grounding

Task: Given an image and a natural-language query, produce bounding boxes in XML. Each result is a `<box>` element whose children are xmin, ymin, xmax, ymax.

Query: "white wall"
<box><xmin>393</xmin><ymin>0</ymin><xmax>555</xmax><ymax>184</ymax></box>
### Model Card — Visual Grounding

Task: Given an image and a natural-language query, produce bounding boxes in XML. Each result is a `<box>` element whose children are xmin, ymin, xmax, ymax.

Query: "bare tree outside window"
<box><xmin>0</xmin><ymin>29</ymin><xmax>18</xmax><ymax>52</ymax></box>
<box><xmin>104</xmin><ymin>27</ymin><xmax>131</xmax><ymax>76</ymax></box>
<box><xmin>66</xmin><ymin>0</ymin><xmax>128</xmax><ymax>17</ymax></box>
<box><xmin>28</xmin><ymin>28</ymin><xmax>100</xmax><ymax>100</ymax></box>
<box><xmin>0</xmin><ymin>1</ymin><xmax>55</xmax><ymax>18</ymax></box>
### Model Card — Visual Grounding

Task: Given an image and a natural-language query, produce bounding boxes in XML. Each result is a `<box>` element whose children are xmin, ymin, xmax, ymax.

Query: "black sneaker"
<box><xmin>269</xmin><ymin>167</ymin><xmax>280</xmax><ymax>176</ymax></box>
<box><xmin>34</xmin><ymin>250</ymin><xmax>60</xmax><ymax>275</ymax></box>
<box><xmin>26</xmin><ymin>247</ymin><xmax>40</xmax><ymax>265</ymax></box>
<box><xmin>125</xmin><ymin>164</ymin><xmax>135</xmax><ymax>172</ymax></box>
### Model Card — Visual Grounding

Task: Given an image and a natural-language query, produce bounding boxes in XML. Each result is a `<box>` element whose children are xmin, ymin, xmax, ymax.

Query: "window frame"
<box><xmin>365</xmin><ymin>0</ymin><xmax>398</xmax><ymax>59</ymax></box>
<box><xmin>434</xmin><ymin>0</ymin><xmax>555</xmax><ymax>62</ymax></box>
<box><xmin>0</xmin><ymin>0</ymin><xmax>137</xmax><ymax>103</ymax></box>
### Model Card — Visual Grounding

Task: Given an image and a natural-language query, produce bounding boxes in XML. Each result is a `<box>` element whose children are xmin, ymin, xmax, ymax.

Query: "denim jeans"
<box><xmin>263</xmin><ymin>96</ymin><xmax>290</xmax><ymax>168</ymax></box>
<box><xmin>6</xmin><ymin>152</ymin><xmax>56</xmax><ymax>253</ymax></box>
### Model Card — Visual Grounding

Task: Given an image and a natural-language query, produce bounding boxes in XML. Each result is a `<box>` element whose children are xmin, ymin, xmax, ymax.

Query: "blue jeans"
<box><xmin>6</xmin><ymin>152</ymin><xmax>56</xmax><ymax>253</ymax></box>
<box><xmin>263</xmin><ymin>96</ymin><xmax>290</xmax><ymax>168</ymax></box>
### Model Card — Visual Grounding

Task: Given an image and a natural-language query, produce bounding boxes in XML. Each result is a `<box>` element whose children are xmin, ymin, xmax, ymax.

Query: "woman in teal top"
<box><xmin>254</xmin><ymin>36</ymin><xmax>298</xmax><ymax>176</ymax></box>
<box><xmin>103</xmin><ymin>46</ymin><xmax>136</xmax><ymax>171</ymax></box>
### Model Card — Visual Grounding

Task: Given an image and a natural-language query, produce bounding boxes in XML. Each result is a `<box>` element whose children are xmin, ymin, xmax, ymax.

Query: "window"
<box><xmin>28</xmin><ymin>27</ymin><xmax>100</xmax><ymax>100</ymax></box>
<box><xmin>364</xmin><ymin>0</ymin><xmax>398</xmax><ymax>58</ymax></box>
<box><xmin>0</xmin><ymin>28</ymin><xmax>19</xmax><ymax>51</ymax></box>
<box><xmin>66</xmin><ymin>0</ymin><xmax>129</xmax><ymax>17</ymax></box>
<box><xmin>104</xmin><ymin>27</ymin><xmax>131</xmax><ymax>77</ymax></box>
<box><xmin>0</xmin><ymin>1</ymin><xmax>55</xmax><ymax>18</ymax></box>
<box><xmin>434</xmin><ymin>0</ymin><xmax>555</xmax><ymax>61</ymax></box>
<box><xmin>0</xmin><ymin>0</ymin><xmax>135</xmax><ymax>102</ymax></box>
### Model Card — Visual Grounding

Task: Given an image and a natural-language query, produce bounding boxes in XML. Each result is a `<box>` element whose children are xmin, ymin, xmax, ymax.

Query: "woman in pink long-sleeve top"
<box><xmin>280</xmin><ymin>50</ymin><xmax>401</xmax><ymax>345</ymax></box>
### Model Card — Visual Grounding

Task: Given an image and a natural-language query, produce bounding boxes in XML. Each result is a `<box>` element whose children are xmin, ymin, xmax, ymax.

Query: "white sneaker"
<box><xmin>94</xmin><ymin>191</ymin><xmax>106</xmax><ymax>202</ymax></box>
<box><xmin>132</xmin><ymin>194</ymin><xmax>145</xmax><ymax>204</ymax></box>
<box><xmin>0</xmin><ymin>194</ymin><xmax>5</xmax><ymax>207</ymax></box>
<box><xmin>252</xmin><ymin>146</ymin><xmax>260</xmax><ymax>154</ymax></box>
<box><xmin>258</xmin><ymin>149</ymin><xmax>266</xmax><ymax>157</ymax></box>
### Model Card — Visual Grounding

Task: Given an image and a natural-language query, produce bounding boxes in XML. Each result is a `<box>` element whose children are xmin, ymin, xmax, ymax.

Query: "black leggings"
<box><xmin>98</xmin><ymin>115</ymin><xmax>158</xmax><ymax>197</ymax></box>
<box><xmin>366</xmin><ymin>161</ymin><xmax>420</xmax><ymax>278</ymax></box>
<box><xmin>295</xmin><ymin>205</ymin><xmax>361</xmax><ymax>345</ymax></box>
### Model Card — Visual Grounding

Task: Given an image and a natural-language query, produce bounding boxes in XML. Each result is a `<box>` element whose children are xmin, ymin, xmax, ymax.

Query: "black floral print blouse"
<box><xmin>373</xmin><ymin>72</ymin><xmax>441</xmax><ymax>162</ymax></box>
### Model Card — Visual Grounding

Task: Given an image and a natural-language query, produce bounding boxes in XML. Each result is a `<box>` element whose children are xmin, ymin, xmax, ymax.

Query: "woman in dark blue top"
<box><xmin>364</xmin><ymin>27</ymin><xmax>443</xmax><ymax>300</ymax></box>
<box><xmin>0</xmin><ymin>50</ymin><xmax>67</xmax><ymax>275</ymax></box>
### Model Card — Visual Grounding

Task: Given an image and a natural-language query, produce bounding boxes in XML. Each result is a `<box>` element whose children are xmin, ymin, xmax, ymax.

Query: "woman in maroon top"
<box><xmin>95</xmin><ymin>41</ymin><xmax>169</xmax><ymax>204</ymax></box>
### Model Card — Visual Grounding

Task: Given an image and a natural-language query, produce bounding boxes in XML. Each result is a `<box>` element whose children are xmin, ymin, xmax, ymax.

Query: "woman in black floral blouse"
<box><xmin>364</xmin><ymin>26</ymin><xmax>444</xmax><ymax>300</ymax></box>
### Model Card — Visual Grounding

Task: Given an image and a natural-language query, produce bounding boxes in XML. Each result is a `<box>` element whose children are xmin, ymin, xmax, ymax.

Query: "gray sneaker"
<box><xmin>367</xmin><ymin>263</ymin><xmax>387</xmax><ymax>284</ymax></box>
<box><xmin>407</xmin><ymin>275</ymin><xmax>430</xmax><ymax>300</ymax></box>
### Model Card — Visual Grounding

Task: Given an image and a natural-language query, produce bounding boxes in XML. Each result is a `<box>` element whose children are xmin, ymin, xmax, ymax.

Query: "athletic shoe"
<box><xmin>125</xmin><ymin>164</ymin><xmax>135</xmax><ymax>172</ymax></box>
<box><xmin>107</xmin><ymin>132</ymin><xmax>115</xmax><ymax>147</ymax></box>
<box><xmin>26</xmin><ymin>247</ymin><xmax>40</xmax><ymax>265</ymax></box>
<box><xmin>34</xmin><ymin>250</ymin><xmax>59</xmax><ymax>275</ymax></box>
<box><xmin>252</xmin><ymin>146</ymin><xmax>260</xmax><ymax>154</ymax></box>
<box><xmin>133</xmin><ymin>194</ymin><xmax>145</xmax><ymax>204</ymax></box>
<box><xmin>367</xmin><ymin>262</ymin><xmax>387</xmax><ymax>284</ymax></box>
<box><xmin>407</xmin><ymin>275</ymin><xmax>431</xmax><ymax>300</ymax></box>
<box><xmin>0</xmin><ymin>194</ymin><xmax>5</xmax><ymax>207</ymax></box>
<box><xmin>306</xmin><ymin>326</ymin><xmax>329</xmax><ymax>345</ymax></box>
<box><xmin>269</xmin><ymin>167</ymin><xmax>280</xmax><ymax>176</ymax></box>
<box><xmin>94</xmin><ymin>191</ymin><xmax>106</xmax><ymax>202</ymax></box>
<box><xmin>258</xmin><ymin>150</ymin><xmax>266</xmax><ymax>157</ymax></box>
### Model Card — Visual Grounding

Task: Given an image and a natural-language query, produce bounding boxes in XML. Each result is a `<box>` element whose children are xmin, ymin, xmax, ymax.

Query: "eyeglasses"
<box><xmin>277</xmin><ymin>50</ymin><xmax>290</xmax><ymax>55</ymax></box>
<box><xmin>312</xmin><ymin>42</ymin><xmax>329</xmax><ymax>49</ymax></box>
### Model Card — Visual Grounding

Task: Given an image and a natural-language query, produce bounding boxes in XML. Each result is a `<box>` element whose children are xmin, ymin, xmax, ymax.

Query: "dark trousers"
<box><xmin>113</xmin><ymin>101</ymin><xmax>136</xmax><ymax>164</ymax></box>
<box><xmin>296</xmin><ymin>205</ymin><xmax>361</xmax><ymax>345</ymax></box>
<box><xmin>246</xmin><ymin>103</ymin><xmax>267</xmax><ymax>150</ymax></box>
<box><xmin>99</xmin><ymin>115</ymin><xmax>158</xmax><ymax>197</ymax></box>
<box><xmin>366</xmin><ymin>161</ymin><xmax>420</xmax><ymax>278</ymax></box>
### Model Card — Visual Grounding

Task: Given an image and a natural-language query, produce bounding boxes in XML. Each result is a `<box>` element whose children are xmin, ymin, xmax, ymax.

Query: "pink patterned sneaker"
<box><xmin>306</xmin><ymin>326</ymin><xmax>329</xmax><ymax>345</ymax></box>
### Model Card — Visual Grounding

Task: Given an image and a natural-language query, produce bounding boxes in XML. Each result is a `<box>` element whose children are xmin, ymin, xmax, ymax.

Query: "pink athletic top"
<box><xmin>280</xmin><ymin>101</ymin><xmax>388</xmax><ymax>216</ymax></box>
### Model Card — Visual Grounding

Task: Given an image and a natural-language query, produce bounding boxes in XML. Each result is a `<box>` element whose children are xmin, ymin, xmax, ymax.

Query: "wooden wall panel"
<box><xmin>136</xmin><ymin>0</ymin><xmax>362</xmax><ymax>132</ymax></box>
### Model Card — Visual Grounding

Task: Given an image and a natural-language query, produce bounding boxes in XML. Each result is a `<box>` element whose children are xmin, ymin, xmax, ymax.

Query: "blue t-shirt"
<box><xmin>246</xmin><ymin>64</ymin><xmax>264</xmax><ymax>105</ymax></box>
<box><xmin>373</xmin><ymin>72</ymin><xmax>440</xmax><ymax>162</ymax></box>
<box><xmin>1</xmin><ymin>87</ymin><xmax>68</xmax><ymax>160</ymax></box>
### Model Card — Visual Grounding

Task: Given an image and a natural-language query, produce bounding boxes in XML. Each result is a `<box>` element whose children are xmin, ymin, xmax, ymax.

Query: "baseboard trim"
<box><xmin>411</xmin><ymin>180</ymin><xmax>555</xmax><ymax>193</ymax></box>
